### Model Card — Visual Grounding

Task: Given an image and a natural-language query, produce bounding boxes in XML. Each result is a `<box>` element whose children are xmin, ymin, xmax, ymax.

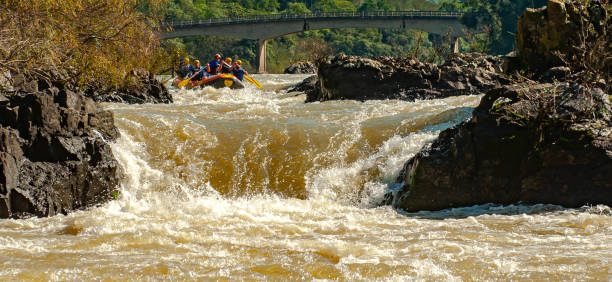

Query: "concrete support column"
<box><xmin>257</xmin><ymin>39</ymin><xmax>267</xmax><ymax>74</ymax></box>
<box><xmin>451</xmin><ymin>37</ymin><xmax>460</xmax><ymax>54</ymax></box>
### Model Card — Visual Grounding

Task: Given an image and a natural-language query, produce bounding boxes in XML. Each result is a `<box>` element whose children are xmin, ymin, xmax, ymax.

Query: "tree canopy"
<box><xmin>1</xmin><ymin>0</ymin><xmax>167</xmax><ymax>88</ymax></box>
<box><xmin>439</xmin><ymin>0</ymin><xmax>548</xmax><ymax>54</ymax></box>
<box><xmin>162</xmin><ymin>0</ymin><xmax>550</xmax><ymax>72</ymax></box>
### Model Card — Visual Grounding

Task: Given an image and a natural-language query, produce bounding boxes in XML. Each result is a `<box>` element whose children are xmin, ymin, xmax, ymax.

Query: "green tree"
<box><xmin>1</xmin><ymin>0</ymin><xmax>168</xmax><ymax>88</ymax></box>
<box><xmin>439</xmin><ymin>0</ymin><xmax>548</xmax><ymax>54</ymax></box>
<box><xmin>284</xmin><ymin>2</ymin><xmax>311</xmax><ymax>14</ymax></box>
<box><xmin>358</xmin><ymin>0</ymin><xmax>392</xmax><ymax>12</ymax></box>
<box><xmin>236</xmin><ymin>0</ymin><xmax>280</xmax><ymax>12</ymax></box>
<box><xmin>313</xmin><ymin>0</ymin><xmax>356</xmax><ymax>12</ymax></box>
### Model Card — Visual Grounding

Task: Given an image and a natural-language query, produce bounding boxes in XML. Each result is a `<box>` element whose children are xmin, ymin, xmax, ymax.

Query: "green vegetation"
<box><xmin>0</xmin><ymin>0</ymin><xmax>557</xmax><ymax>79</ymax></box>
<box><xmin>163</xmin><ymin>0</ymin><xmax>465</xmax><ymax>73</ymax></box>
<box><xmin>439</xmin><ymin>0</ymin><xmax>548</xmax><ymax>54</ymax></box>
<box><xmin>162</xmin><ymin>0</ymin><xmax>554</xmax><ymax>72</ymax></box>
<box><xmin>0</xmin><ymin>0</ymin><xmax>167</xmax><ymax>89</ymax></box>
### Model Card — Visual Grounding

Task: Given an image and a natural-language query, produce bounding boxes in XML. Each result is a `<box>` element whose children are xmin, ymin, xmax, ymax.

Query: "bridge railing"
<box><xmin>161</xmin><ymin>11</ymin><xmax>465</xmax><ymax>28</ymax></box>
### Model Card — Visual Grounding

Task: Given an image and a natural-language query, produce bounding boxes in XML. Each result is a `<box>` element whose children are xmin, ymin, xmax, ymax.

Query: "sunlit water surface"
<box><xmin>0</xmin><ymin>74</ymin><xmax>611</xmax><ymax>280</ymax></box>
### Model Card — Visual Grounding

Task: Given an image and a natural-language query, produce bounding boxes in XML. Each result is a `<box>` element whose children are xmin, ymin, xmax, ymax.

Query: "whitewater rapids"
<box><xmin>0</xmin><ymin>74</ymin><xmax>610</xmax><ymax>280</ymax></box>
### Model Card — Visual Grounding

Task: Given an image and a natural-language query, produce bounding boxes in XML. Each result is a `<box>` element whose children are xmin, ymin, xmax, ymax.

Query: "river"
<box><xmin>0</xmin><ymin>74</ymin><xmax>611</xmax><ymax>280</ymax></box>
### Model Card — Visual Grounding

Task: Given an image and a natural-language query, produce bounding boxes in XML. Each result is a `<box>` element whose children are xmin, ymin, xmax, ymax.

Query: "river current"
<box><xmin>0</xmin><ymin>74</ymin><xmax>611</xmax><ymax>280</ymax></box>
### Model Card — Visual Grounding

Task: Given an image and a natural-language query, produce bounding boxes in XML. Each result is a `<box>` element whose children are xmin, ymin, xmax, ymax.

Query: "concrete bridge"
<box><xmin>160</xmin><ymin>11</ymin><xmax>470</xmax><ymax>73</ymax></box>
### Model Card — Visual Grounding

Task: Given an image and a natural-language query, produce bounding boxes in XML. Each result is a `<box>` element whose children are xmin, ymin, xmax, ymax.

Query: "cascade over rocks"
<box><xmin>387</xmin><ymin>0</ymin><xmax>612</xmax><ymax>211</ymax></box>
<box><xmin>284</xmin><ymin>61</ymin><xmax>317</xmax><ymax>74</ymax></box>
<box><xmin>0</xmin><ymin>71</ymin><xmax>121</xmax><ymax>218</ymax></box>
<box><xmin>308</xmin><ymin>53</ymin><xmax>509</xmax><ymax>102</ymax></box>
<box><xmin>389</xmin><ymin>83</ymin><xmax>612</xmax><ymax>211</ymax></box>
<box><xmin>91</xmin><ymin>69</ymin><xmax>173</xmax><ymax>104</ymax></box>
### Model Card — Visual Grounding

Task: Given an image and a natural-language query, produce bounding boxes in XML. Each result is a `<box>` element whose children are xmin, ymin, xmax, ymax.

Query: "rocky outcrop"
<box><xmin>390</xmin><ymin>83</ymin><xmax>612</xmax><ymax>211</ymax></box>
<box><xmin>309</xmin><ymin>53</ymin><xmax>509</xmax><ymax>102</ymax></box>
<box><xmin>516</xmin><ymin>0</ymin><xmax>610</xmax><ymax>73</ymax></box>
<box><xmin>284</xmin><ymin>61</ymin><xmax>317</xmax><ymax>74</ymax></box>
<box><xmin>90</xmin><ymin>69</ymin><xmax>172</xmax><ymax>104</ymax></box>
<box><xmin>287</xmin><ymin>75</ymin><xmax>318</xmax><ymax>96</ymax></box>
<box><xmin>0</xmin><ymin>72</ymin><xmax>121</xmax><ymax>218</ymax></box>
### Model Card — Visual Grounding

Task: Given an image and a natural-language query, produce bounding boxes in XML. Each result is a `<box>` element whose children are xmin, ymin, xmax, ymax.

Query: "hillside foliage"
<box><xmin>0</xmin><ymin>0</ymin><xmax>168</xmax><ymax>89</ymax></box>
<box><xmin>439</xmin><ymin>0</ymin><xmax>548</xmax><ymax>54</ymax></box>
<box><xmin>163</xmin><ymin>0</ymin><xmax>464</xmax><ymax>72</ymax></box>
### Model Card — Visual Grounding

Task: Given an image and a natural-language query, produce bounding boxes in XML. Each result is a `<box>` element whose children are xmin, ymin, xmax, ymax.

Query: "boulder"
<box><xmin>515</xmin><ymin>0</ymin><xmax>609</xmax><ymax>73</ymax></box>
<box><xmin>287</xmin><ymin>75</ymin><xmax>318</xmax><ymax>95</ymax></box>
<box><xmin>389</xmin><ymin>83</ymin><xmax>612</xmax><ymax>211</ymax></box>
<box><xmin>309</xmin><ymin>53</ymin><xmax>509</xmax><ymax>102</ymax></box>
<box><xmin>92</xmin><ymin>69</ymin><xmax>173</xmax><ymax>104</ymax></box>
<box><xmin>0</xmin><ymin>81</ymin><xmax>121</xmax><ymax>218</ymax></box>
<box><xmin>284</xmin><ymin>61</ymin><xmax>317</xmax><ymax>74</ymax></box>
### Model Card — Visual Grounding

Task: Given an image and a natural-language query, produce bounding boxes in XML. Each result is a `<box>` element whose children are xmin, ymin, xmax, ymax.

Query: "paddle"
<box><xmin>244</xmin><ymin>75</ymin><xmax>262</xmax><ymax>88</ymax></box>
<box><xmin>177</xmin><ymin>71</ymin><xmax>202</xmax><ymax>88</ymax></box>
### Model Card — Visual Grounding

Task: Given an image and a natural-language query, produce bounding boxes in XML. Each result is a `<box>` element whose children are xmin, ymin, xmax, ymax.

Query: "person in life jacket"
<box><xmin>207</xmin><ymin>54</ymin><xmax>222</xmax><ymax>75</ymax></box>
<box><xmin>191</xmin><ymin>60</ymin><xmax>206</xmax><ymax>81</ymax></box>
<box><xmin>231</xmin><ymin>60</ymin><xmax>248</xmax><ymax>81</ymax></box>
<box><xmin>221</xmin><ymin>57</ymin><xmax>233</xmax><ymax>74</ymax></box>
<box><xmin>178</xmin><ymin>57</ymin><xmax>191</xmax><ymax>79</ymax></box>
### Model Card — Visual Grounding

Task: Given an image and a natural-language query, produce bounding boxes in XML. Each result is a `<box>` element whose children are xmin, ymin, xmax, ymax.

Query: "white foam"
<box><xmin>1</xmin><ymin>75</ymin><xmax>610</xmax><ymax>280</ymax></box>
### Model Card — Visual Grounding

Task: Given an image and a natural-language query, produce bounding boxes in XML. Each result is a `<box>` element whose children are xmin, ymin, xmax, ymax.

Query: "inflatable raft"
<box><xmin>171</xmin><ymin>74</ymin><xmax>245</xmax><ymax>89</ymax></box>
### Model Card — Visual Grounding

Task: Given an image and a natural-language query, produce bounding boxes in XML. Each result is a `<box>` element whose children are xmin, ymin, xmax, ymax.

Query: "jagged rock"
<box><xmin>0</xmin><ymin>82</ymin><xmax>121</xmax><ymax>218</ymax></box>
<box><xmin>309</xmin><ymin>53</ymin><xmax>510</xmax><ymax>102</ymax></box>
<box><xmin>287</xmin><ymin>75</ymin><xmax>318</xmax><ymax>95</ymax></box>
<box><xmin>390</xmin><ymin>83</ymin><xmax>612</xmax><ymax>211</ymax></box>
<box><xmin>91</xmin><ymin>69</ymin><xmax>173</xmax><ymax>104</ymax></box>
<box><xmin>284</xmin><ymin>61</ymin><xmax>317</xmax><ymax>74</ymax></box>
<box><xmin>516</xmin><ymin>0</ymin><xmax>609</xmax><ymax>72</ymax></box>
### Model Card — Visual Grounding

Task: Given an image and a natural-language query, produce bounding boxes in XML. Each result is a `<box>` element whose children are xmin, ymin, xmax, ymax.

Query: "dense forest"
<box><xmin>162</xmin><ymin>0</ymin><xmax>548</xmax><ymax>73</ymax></box>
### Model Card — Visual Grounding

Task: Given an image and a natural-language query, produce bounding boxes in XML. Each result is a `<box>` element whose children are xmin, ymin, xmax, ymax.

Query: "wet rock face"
<box><xmin>310</xmin><ymin>53</ymin><xmax>509</xmax><ymax>102</ymax></box>
<box><xmin>92</xmin><ymin>69</ymin><xmax>173</xmax><ymax>104</ymax></box>
<box><xmin>390</xmin><ymin>83</ymin><xmax>612</xmax><ymax>211</ymax></box>
<box><xmin>516</xmin><ymin>0</ymin><xmax>609</xmax><ymax>72</ymax></box>
<box><xmin>284</xmin><ymin>61</ymin><xmax>317</xmax><ymax>74</ymax></box>
<box><xmin>287</xmin><ymin>75</ymin><xmax>318</xmax><ymax>96</ymax></box>
<box><xmin>0</xmin><ymin>75</ymin><xmax>121</xmax><ymax>218</ymax></box>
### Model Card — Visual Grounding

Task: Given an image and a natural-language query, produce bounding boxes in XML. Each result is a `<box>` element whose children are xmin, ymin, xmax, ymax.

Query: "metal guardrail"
<box><xmin>161</xmin><ymin>11</ymin><xmax>465</xmax><ymax>28</ymax></box>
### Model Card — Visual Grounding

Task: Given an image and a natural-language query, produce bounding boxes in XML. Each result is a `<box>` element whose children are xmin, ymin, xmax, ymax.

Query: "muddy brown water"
<box><xmin>0</xmin><ymin>74</ymin><xmax>610</xmax><ymax>280</ymax></box>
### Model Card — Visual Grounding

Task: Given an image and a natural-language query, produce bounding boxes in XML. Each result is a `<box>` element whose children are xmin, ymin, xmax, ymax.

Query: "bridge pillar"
<box><xmin>257</xmin><ymin>39</ymin><xmax>267</xmax><ymax>73</ymax></box>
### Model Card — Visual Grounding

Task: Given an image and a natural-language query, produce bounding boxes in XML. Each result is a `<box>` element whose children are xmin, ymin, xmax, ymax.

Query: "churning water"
<box><xmin>0</xmin><ymin>74</ymin><xmax>611</xmax><ymax>280</ymax></box>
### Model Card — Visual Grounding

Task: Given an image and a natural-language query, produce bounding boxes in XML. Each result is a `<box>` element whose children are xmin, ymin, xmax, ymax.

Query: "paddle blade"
<box><xmin>245</xmin><ymin>75</ymin><xmax>262</xmax><ymax>88</ymax></box>
<box><xmin>177</xmin><ymin>77</ymin><xmax>192</xmax><ymax>88</ymax></box>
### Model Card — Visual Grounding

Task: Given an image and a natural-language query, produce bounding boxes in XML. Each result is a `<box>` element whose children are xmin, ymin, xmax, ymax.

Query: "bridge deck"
<box><xmin>161</xmin><ymin>11</ymin><xmax>464</xmax><ymax>28</ymax></box>
<box><xmin>160</xmin><ymin>11</ymin><xmax>469</xmax><ymax>73</ymax></box>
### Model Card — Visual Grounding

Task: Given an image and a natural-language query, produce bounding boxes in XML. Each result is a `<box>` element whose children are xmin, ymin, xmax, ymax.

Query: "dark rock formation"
<box><xmin>284</xmin><ymin>61</ymin><xmax>317</xmax><ymax>74</ymax></box>
<box><xmin>287</xmin><ymin>75</ymin><xmax>318</xmax><ymax>96</ymax></box>
<box><xmin>309</xmin><ymin>53</ymin><xmax>510</xmax><ymax>102</ymax></box>
<box><xmin>90</xmin><ymin>69</ymin><xmax>173</xmax><ymax>104</ymax></box>
<box><xmin>516</xmin><ymin>0</ymin><xmax>609</xmax><ymax>73</ymax></box>
<box><xmin>390</xmin><ymin>83</ymin><xmax>612</xmax><ymax>211</ymax></box>
<box><xmin>0</xmin><ymin>72</ymin><xmax>121</xmax><ymax>218</ymax></box>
